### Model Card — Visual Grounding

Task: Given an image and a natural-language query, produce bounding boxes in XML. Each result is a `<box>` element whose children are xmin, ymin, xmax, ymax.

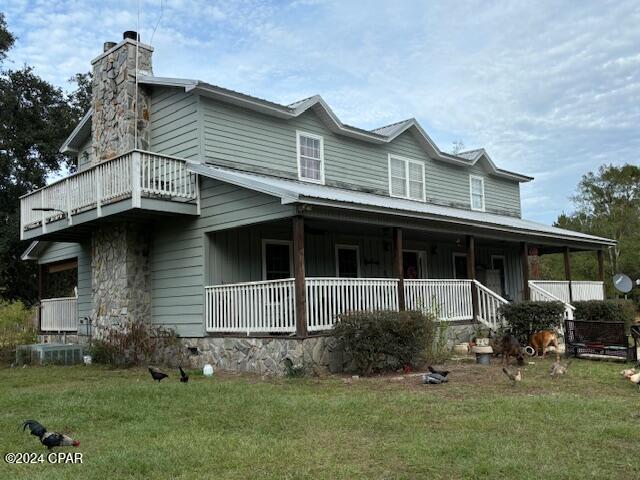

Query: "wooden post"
<box><xmin>393</xmin><ymin>227</ymin><xmax>405</xmax><ymax>311</ymax></box>
<box><xmin>292</xmin><ymin>216</ymin><xmax>307</xmax><ymax>337</ymax></box>
<box><xmin>466</xmin><ymin>235</ymin><xmax>478</xmax><ymax>321</ymax></box>
<box><xmin>597</xmin><ymin>249</ymin><xmax>605</xmax><ymax>282</ymax></box>
<box><xmin>563</xmin><ymin>247</ymin><xmax>573</xmax><ymax>302</ymax></box>
<box><xmin>521</xmin><ymin>242</ymin><xmax>530</xmax><ymax>300</ymax></box>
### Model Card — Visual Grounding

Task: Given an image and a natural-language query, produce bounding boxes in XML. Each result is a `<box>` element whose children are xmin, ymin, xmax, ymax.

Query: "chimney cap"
<box><xmin>123</xmin><ymin>31</ymin><xmax>140</xmax><ymax>41</ymax></box>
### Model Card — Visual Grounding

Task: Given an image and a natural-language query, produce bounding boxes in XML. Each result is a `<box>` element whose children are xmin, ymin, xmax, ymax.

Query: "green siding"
<box><xmin>200</xmin><ymin>95</ymin><xmax>522</xmax><ymax>217</ymax></box>
<box><xmin>149</xmin><ymin>177</ymin><xmax>295</xmax><ymax>337</ymax></box>
<box><xmin>37</xmin><ymin>241</ymin><xmax>91</xmax><ymax>322</ymax></box>
<box><xmin>149</xmin><ymin>87</ymin><xmax>200</xmax><ymax>159</ymax></box>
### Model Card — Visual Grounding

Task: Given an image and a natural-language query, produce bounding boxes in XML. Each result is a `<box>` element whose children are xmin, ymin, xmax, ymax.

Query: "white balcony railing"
<box><xmin>205</xmin><ymin>279</ymin><xmax>296</xmax><ymax>334</ymax></box>
<box><xmin>404</xmin><ymin>279</ymin><xmax>473</xmax><ymax>321</ymax></box>
<box><xmin>40</xmin><ymin>296</ymin><xmax>78</xmax><ymax>332</ymax></box>
<box><xmin>529</xmin><ymin>280</ymin><xmax>604</xmax><ymax>303</ymax></box>
<box><xmin>529</xmin><ymin>281</ymin><xmax>575</xmax><ymax>321</ymax></box>
<box><xmin>20</xmin><ymin>150</ymin><xmax>198</xmax><ymax>237</ymax></box>
<box><xmin>306</xmin><ymin>278</ymin><xmax>399</xmax><ymax>332</ymax></box>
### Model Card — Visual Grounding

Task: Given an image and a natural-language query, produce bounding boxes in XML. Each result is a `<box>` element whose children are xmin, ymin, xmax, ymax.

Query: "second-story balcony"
<box><xmin>20</xmin><ymin>150</ymin><xmax>200</xmax><ymax>241</ymax></box>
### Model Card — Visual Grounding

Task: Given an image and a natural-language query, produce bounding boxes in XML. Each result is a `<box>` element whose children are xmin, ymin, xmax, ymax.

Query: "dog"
<box><xmin>501</xmin><ymin>334</ymin><xmax>525</xmax><ymax>366</ymax></box>
<box><xmin>529</xmin><ymin>330</ymin><xmax>560</xmax><ymax>361</ymax></box>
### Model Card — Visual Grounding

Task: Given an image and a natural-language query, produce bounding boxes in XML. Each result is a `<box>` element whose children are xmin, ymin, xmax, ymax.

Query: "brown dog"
<box><xmin>529</xmin><ymin>330</ymin><xmax>559</xmax><ymax>360</ymax></box>
<box><xmin>502</xmin><ymin>334</ymin><xmax>524</xmax><ymax>366</ymax></box>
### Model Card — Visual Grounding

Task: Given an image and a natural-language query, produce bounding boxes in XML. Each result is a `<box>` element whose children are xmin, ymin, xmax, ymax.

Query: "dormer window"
<box><xmin>470</xmin><ymin>175</ymin><xmax>485</xmax><ymax>211</ymax></box>
<box><xmin>388</xmin><ymin>154</ymin><xmax>425</xmax><ymax>201</ymax></box>
<box><xmin>297</xmin><ymin>131</ymin><xmax>324</xmax><ymax>184</ymax></box>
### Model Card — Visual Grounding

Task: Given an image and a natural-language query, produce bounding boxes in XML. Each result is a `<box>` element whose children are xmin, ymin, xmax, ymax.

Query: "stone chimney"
<box><xmin>90</xmin><ymin>31</ymin><xmax>153</xmax><ymax>163</ymax></box>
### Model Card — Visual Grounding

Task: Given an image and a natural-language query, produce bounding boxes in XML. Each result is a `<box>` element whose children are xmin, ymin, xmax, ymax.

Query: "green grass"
<box><xmin>1</xmin><ymin>360</ymin><xmax>639</xmax><ymax>479</ymax></box>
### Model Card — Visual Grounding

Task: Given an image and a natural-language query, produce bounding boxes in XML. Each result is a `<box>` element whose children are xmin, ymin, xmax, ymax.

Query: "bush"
<box><xmin>499</xmin><ymin>301</ymin><xmax>565</xmax><ymax>345</ymax></box>
<box><xmin>573</xmin><ymin>300</ymin><xmax>637</xmax><ymax>332</ymax></box>
<box><xmin>331</xmin><ymin>310</ymin><xmax>435</xmax><ymax>376</ymax></box>
<box><xmin>0</xmin><ymin>300</ymin><xmax>37</xmax><ymax>365</ymax></box>
<box><xmin>89</xmin><ymin>320</ymin><xmax>185</xmax><ymax>368</ymax></box>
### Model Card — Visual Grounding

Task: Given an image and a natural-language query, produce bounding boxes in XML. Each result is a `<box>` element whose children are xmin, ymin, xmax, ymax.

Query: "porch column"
<box><xmin>597</xmin><ymin>249</ymin><xmax>605</xmax><ymax>282</ymax></box>
<box><xmin>466</xmin><ymin>235</ymin><xmax>478</xmax><ymax>320</ymax></box>
<box><xmin>563</xmin><ymin>247</ymin><xmax>573</xmax><ymax>302</ymax></box>
<box><xmin>521</xmin><ymin>242</ymin><xmax>530</xmax><ymax>300</ymax></box>
<box><xmin>393</xmin><ymin>227</ymin><xmax>405</xmax><ymax>310</ymax></box>
<box><xmin>293</xmin><ymin>215</ymin><xmax>307</xmax><ymax>337</ymax></box>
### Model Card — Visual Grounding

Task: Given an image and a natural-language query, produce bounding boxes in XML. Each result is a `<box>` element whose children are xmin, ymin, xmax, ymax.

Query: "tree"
<box><xmin>540</xmin><ymin>164</ymin><xmax>640</xmax><ymax>295</ymax></box>
<box><xmin>0</xmin><ymin>14</ymin><xmax>90</xmax><ymax>304</ymax></box>
<box><xmin>451</xmin><ymin>139</ymin><xmax>465</xmax><ymax>155</ymax></box>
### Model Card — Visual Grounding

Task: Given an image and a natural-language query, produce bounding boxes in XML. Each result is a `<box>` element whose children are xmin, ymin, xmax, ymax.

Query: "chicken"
<box><xmin>628</xmin><ymin>372</ymin><xmax>640</xmax><ymax>390</ymax></box>
<box><xmin>620</xmin><ymin>368</ymin><xmax>636</xmax><ymax>379</ymax></box>
<box><xmin>428</xmin><ymin>366</ymin><xmax>449</xmax><ymax>377</ymax></box>
<box><xmin>148</xmin><ymin>367</ymin><xmax>168</xmax><ymax>382</ymax></box>
<box><xmin>179</xmin><ymin>366</ymin><xmax>189</xmax><ymax>383</ymax></box>
<box><xmin>550</xmin><ymin>359</ymin><xmax>572</xmax><ymax>377</ymax></box>
<box><xmin>502</xmin><ymin>367</ymin><xmax>522</xmax><ymax>385</ymax></box>
<box><xmin>422</xmin><ymin>374</ymin><xmax>445</xmax><ymax>384</ymax></box>
<box><xmin>23</xmin><ymin>420</ymin><xmax>80</xmax><ymax>450</ymax></box>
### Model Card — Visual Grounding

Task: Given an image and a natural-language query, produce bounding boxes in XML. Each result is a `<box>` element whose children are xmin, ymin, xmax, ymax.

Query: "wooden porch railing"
<box><xmin>40</xmin><ymin>296</ymin><xmax>78</xmax><ymax>332</ymax></box>
<box><xmin>305</xmin><ymin>278</ymin><xmax>399</xmax><ymax>331</ymax></box>
<box><xmin>529</xmin><ymin>280</ymin><xmax>604</xmax><ymax>303</ymax></box>
<box><xmin>20</xmin><ymin>150</ymin><xmax>198</xmax><ymax>238</ymax></box>
<box><xmin>205</xmin><ymin>279</ymin><xmax>296</xmax><ymax>334</ymax></box>
<box><xmin>404</xmin><ymin>279</ymin><xmax>473</xmax><ymax>321</ymax></box>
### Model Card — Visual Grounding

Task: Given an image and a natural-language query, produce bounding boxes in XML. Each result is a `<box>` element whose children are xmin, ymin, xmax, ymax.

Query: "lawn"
<box><xmin>1</xmin><ymin>359</ymin><xmax>639</xmax><ymax>480</ymax></box>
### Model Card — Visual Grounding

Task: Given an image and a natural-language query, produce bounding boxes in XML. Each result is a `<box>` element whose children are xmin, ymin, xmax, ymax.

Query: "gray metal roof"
<box><xmin>189</xmin><ymin>162</ymin><xmax>615</xmax><ymax>247</ymax></box>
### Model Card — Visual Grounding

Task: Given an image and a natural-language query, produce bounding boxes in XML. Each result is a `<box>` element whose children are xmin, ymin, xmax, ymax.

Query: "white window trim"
<box><xmin>296</xmin><ymin>130</ymin><xmax>325</xmax><ymax>185</ymax></box>
<box><xmin>387</xmin><ymin>154</ymin><xmax>426</xmax><ymax>202</ymax></box>
<box><xmin>452</xmin><ymin>252</ymin><xmax>467</xmax><ymax>279</ymax></box>
<box><xmin>469</xmin><ymin>174</ymin><xmax>486</xmax><ymax>212</ymax></box>
<box><xmin>335</xmin><ymin>244</ymin><xmax>361</xmax><ymax>278</ymax></box>
<box><xmin>403</xmin><ymin>249</ymin><xmax>427</xmax><ymax>278</ymax></box>
<box><xmin>261</xmin><ymin>239</ymin><xmax>293</xmax><ymax>280</ymax></box>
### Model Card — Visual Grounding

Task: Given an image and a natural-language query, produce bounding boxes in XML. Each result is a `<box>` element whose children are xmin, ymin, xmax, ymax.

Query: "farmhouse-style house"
<box><xmin>21</xmin><ymin>32</ymin><xmax>614</xmax><ymax>373</ymax></box>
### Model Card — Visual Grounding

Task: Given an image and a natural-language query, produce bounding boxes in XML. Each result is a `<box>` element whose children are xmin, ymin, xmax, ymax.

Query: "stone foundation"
<box><xmin>37</xmin><ymin>333</ymin><xmax>87</xmax><ymax>346</ymax></box>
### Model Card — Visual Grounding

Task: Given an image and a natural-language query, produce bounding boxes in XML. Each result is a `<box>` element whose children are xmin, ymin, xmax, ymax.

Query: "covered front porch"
<box><xmin>203</xmin><ymin>214</ymin><xmax>607</xmax><ymax>336</ymax></box>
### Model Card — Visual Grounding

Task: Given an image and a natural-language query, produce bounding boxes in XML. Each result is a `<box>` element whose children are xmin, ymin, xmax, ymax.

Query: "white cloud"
<box><xmin>2</xmin><ymin>0</ymin><xmax>639</xmax><ymax>224</ymax></box>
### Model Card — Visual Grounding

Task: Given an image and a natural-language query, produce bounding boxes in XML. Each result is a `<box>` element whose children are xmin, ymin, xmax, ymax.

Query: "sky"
<box><xmin>2</xmin><ymin>0</ymin><xmax>639</xmax><ymax>224</ymax></box>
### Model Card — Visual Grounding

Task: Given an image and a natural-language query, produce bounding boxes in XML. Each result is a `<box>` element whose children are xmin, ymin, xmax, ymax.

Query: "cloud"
<box><xmin>3</xmin><ymin>0</ymin><xmax>639</xmax><ymax>224</ymax></box>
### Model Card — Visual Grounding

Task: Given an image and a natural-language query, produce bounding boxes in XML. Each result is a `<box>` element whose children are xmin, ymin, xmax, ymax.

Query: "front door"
<box><xmin>403</xmin><ymin>250</ymin><xmax>425</xmax><ymax>279</ymax></box>
<box><xmin>453</xmin><ymin>254</ymin><xmax>468</xmax><ymax>279</ymax></box>
<box><xmin>491</xmin><ymin>255</ymin><xmax>507</xmax><ymax>297</ymax></box>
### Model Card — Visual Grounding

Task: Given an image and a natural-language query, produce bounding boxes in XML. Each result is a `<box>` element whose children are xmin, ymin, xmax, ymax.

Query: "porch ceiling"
<box><xmin>190</xmin><ymin>163</ymin><xmax>616</xmax><ymax>252</ymax></box>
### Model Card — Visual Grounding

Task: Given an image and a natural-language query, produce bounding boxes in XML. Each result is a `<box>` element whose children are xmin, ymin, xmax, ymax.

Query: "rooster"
<box><xmin>502</xmin><ymin>367</ymin><xmax>522</xmax><ymax>385</ymax></box>
<box><xmin>148</xmin><ymin>367</ymin><xmax>168</xmax><ymax>382</ymax></box>
<box><xmin>179</xmin><ymin>366</ymin><xmax>189</xmax><ymax>383</ymax></box>
<box><xmin>23</xmin><ymin>420</ymin><xmax>80</xmax><ymax>450</ymax></box>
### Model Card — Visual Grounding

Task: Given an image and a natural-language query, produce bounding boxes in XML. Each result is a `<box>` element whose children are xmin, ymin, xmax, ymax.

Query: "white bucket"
<box><xmin>82</xmin><ymin>355</ymin><xmax>92</xmax><ymax>365</ymax></box>
<box><xmin>203</xmin><ymin>364</ymin><xmax>214</xmax><ymax>377</ymax></box>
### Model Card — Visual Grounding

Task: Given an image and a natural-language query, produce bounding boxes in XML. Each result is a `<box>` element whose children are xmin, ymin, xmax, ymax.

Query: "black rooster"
<box><xmin>179</xmin><ymin>366</ymin><xmax>189</xmax><ymax>383</ymax></box>
<box><xmin>148</xmin><ymin>367</ymin><xmax>168</xmax><ymax>382</ymax></box>
<box><xmin>23</xmin><ymin>420</ymin><xmax>80</xmax><ymax>449</ymax></box>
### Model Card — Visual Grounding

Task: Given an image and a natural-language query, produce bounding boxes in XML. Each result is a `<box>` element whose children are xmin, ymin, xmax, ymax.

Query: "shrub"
<box><xmin>89</xmin><ymin>320</ymin><xmax>185</xmax><ymax>368</ymax></box>
<box><xmin>331</xmin><ymin>310</ymin><xmax>435</xmax><ymax>376</ymax></box>
<box><xmin>573</xmin><ymin>300</ymin><xmax>637</xmax><ymax>332</ymax></box>
<box><xmin>499</xmin><ymin>301</ymin><xmax>565</xmax><ymax>345</ymax></box>
<box><xmin>0</xmin><ymin>300</ymin><xmax>36</xmax><ymax>365</ymax></box>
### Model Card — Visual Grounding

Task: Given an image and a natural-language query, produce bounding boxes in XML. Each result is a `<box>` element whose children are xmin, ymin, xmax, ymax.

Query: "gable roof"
<box><xmin>189</xmin><ymin>162</ymin><xmax>614</xmax><ymax>248</ymax></box>
<box><xmin>60</xmin><ymin>74</ymin><xmax>532</xmax><ymax>182</ymax></box>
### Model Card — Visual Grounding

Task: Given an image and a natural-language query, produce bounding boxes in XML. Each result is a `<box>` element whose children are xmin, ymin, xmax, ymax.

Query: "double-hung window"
<box><xmin>297</xmin><ymin>131</ymin><xmax>324</xmax><ymax>183</ymax></box>
<box><xmin>469</xmin><ymin>175</ymin><xmax>485</xmax><ymax>211</ymax></box>
<box><xmin>388</xmin><ymin>154</ymin><xmax>425</xmax><ymax>201</ymax></box>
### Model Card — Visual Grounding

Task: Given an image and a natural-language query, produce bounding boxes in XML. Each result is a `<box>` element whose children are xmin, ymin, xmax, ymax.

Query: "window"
<box><xmin>403</xmin><ymin>250</ymin><xmax>426</xmax><ymax>279</ymax></box>
<box><xmin>262</xmin><ymin>240</ymin><xmax>292</xmax><ymax>280</ymax></box>
<box><xmin>470</xmin><ymin>175</ymin><xmax>485</xmax><ymax>211</ymax></box>
<box><xmin>297</xmin><ymin>131</ymin><xmax>324</xmax><ymax>183</ymax></box>
<box><xmin>335</xmin><ymin>245</ymin><xmax>360</xmax><ymax>278</ymax></box>
<box><xmin>388</xmin><ymin>154</ymin><xmax>425</xmax><ymax>201</ymax></box>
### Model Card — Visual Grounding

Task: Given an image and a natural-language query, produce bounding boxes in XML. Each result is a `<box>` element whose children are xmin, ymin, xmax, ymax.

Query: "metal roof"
<box><xmin>189</xmin><ymin>162</ymin><xmax>615</xmax><ymax>247</ymax></box>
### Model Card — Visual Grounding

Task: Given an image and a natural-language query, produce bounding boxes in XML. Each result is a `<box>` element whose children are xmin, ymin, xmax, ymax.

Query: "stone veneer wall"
<box><xmin>91</xmin><ymin>39</ymin><xmax>153</xmax><ymax>163</ymax></box>
<box><xmin>91</xmin><ymin>224</ymin><xmax>151</xmax><ymax>330</ymax></box>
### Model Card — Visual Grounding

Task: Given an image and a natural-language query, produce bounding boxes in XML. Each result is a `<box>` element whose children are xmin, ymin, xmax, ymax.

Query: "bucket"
<box><xmin>203</xmin><ymin>364</ymin><xmax>214</xmax><ymax>377</ymax></box>
<box><xmin>82</xmin><ymin>355</ymin><xmax>92</xmax><ymax>365</ymax></box>
<box><xmin>475</xmin><ymin>352</ymin><xmax>492</xmax><ymax>365</ymax></box>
